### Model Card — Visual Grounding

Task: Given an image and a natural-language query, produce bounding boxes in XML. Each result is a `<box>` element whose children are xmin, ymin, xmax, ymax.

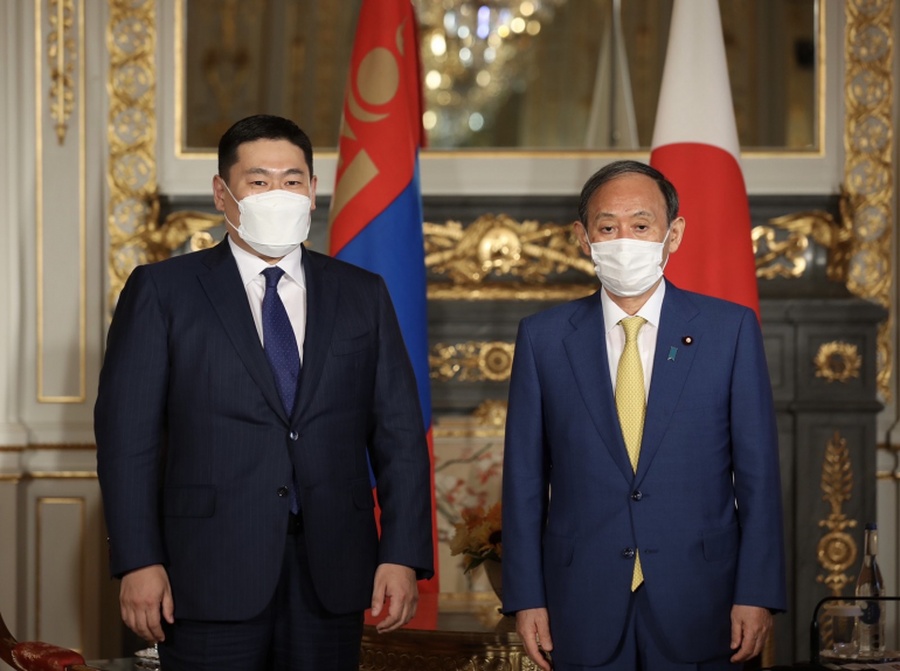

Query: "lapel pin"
<box><xmin>682</xmin><ymin>336</ymin><xmax>694</xmax><ymax>346</ymax></box>
<box><xmin>667</xmin><ymin>346</ymin><xmax>678</xmax><ymax>361</ymax></box>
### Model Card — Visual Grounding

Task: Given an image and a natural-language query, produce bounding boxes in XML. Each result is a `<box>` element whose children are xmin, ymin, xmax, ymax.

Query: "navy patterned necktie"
<box><xmin>261</xmin><ymin>267</ymin><xmax>300</xmax><ymax>415</ymax></box>
<box><xmin>261</xmin><ymin>266</ymin><xmax>301</xmax><ymax>514</ymax></box>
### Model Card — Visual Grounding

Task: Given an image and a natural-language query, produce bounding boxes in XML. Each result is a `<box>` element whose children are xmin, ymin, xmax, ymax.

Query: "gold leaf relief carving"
<box><xmin>843</xmin><ymin>0</ymin><xmax>893</xmax><ymax>400</ymax></box>
<box><xmin>813</xmin><ymin>342</ymin><xmax>862</xmax><ymax>384</ymax></box>
<box><xmin>47</xmin><ymin>0</ymin><xmax>76</xmax><ymax>145</ymax></box>
<box><xmin>430</xmin><ymin>341</ymin><xmax>515</xmax><ymax>383</ymax></box>
<box><xmin>816</xmin><ymin>431</ymin><xmax>858</xmax><ymax>596</ymax></box>
<box><xmin>426</xmin><ymin>215</ymin><xmax>593</xmax><ymax>282</ymax></box>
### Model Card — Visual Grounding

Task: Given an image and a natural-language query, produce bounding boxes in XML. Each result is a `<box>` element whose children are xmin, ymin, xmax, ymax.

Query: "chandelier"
<box><xmin>414</xmin><ymin>1</ymin><xmax>568</xmax><ymax>147</ymax></box>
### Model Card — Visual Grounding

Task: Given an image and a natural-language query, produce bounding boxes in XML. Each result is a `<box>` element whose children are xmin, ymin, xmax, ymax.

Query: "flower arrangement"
<box><xmin>449</xmin><ymin>501</ymin><xmax>502</xmax><ymax>572</ymax></box>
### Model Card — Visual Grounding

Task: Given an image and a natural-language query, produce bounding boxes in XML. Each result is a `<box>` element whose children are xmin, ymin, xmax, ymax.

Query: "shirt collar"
<box><xmin>227</xmin><ymin>236</ymin><xmax>306</xmax><ymax>289</ymax></box>
<box><xmin>600</xmin><ymin>279</ymin><xmax>666</xmax><ymax>334</ymax></box>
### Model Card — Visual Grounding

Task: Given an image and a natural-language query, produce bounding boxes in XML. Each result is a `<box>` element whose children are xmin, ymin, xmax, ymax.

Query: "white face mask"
<box><xmin>222</xmin><ymin>181</ymin><xmax>312</xmax><ymax>258</ymax></box>
<box><xmin>589</xmin><ymin>229</ymin><xmax>670</xmax><ymax>297</ymax></box>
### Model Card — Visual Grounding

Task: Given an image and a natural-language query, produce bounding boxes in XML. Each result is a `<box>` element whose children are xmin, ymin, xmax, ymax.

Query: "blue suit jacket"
<box><xmin>502</xmin><ymin>281</ymin><xmax>786</xmax><ymax>665</ymax></box>
<box><xmin>95</xmin><ymin>241</ymin><xmax>433</xmax><ymax>620</ymax></box>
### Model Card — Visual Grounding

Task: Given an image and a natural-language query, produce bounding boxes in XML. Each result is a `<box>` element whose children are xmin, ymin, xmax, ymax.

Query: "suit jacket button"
<box><xmin>622</xmin><ymin>548</ymin><xmax>635</xmax><ymax>559</ymax></box>
<box><xmin>289</xmin><ymin>431</ymin><xmax>299</xmax><ymax>441</ymax></box>
<box><xmin>277</xmin><ymin>486</ymin><xmax>289</xmax><ymax>497</ymax></box>
<box><xmin>631</xmin><ymin>490</ymin><xmax>643</xmax><ymax>501</ymax></box>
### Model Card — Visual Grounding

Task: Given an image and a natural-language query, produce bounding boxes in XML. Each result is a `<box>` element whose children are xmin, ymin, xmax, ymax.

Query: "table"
<box><xmin>360</xmin><ymin>592</ymin><xmax>537</xmax><ymax>671</ymax></box>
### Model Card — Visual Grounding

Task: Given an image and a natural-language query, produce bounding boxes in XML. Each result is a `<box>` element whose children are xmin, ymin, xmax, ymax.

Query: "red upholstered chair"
<box><xmin>0</xmin><ymin>610</ymin><xmax>101</xmax><ymax>671</ymax></box>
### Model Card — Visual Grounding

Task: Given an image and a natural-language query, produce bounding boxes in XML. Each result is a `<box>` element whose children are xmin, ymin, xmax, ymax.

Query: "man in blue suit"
<box><xmin>502</xmin><ymin>160</ymin><xmax>785</xmax><ymax>670</ymax></box>
<box><xmin>95</xmin><ymin>115</ymin><xmax>433</xmax><ymax>671</ymax></box>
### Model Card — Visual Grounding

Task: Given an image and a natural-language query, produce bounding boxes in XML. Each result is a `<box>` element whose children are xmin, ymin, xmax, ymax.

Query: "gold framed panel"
<box><xmin>171</xmin><ymin>0</ymin><xmax>836</xmax><ymax>161</ymax></box>
<box><xmin>35</xmin><ymin>496</ymin><xmax>86</xmax><ymax>649</ymax></box>
<box><xmin>36</xmin><ymin>0</ymin><xmax>88</xmax><ymax>403</ymax></box>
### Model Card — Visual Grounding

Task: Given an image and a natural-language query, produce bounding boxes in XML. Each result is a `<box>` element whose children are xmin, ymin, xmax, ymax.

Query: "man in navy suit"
<box><xmin>502</xmin><ymin>160</ymin><xmax>785</xmax><ymax>670</ymax></box>
<box><xmin>95</xmin><ymin>115</ymin><xmax>433</xmax><ymax>671</ymax></box>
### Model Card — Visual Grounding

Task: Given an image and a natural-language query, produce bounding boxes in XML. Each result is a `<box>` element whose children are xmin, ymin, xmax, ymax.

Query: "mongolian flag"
<box><xmin>650</xmin><ymin>0</ymin><xmax>760</xmax><ymax>319</ymax></box>
<box><xmin>328</xmin><ymin>1</ymin><xmax>438</xmax><ymax>593</ymax></box>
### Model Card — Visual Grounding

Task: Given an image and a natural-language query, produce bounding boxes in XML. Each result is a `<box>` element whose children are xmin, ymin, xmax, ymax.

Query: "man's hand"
<box><xmin>730</xmin><ymin>604</ymin><xmax>773</xmax><ymax>663</ymax></box>
<box><xmin>119</xmin><ymin>564</ymin><xmax>174</xmax><ymax>643</ymax></box>
<box><xmin>515</xmin><ymin>608</ymin><xmax>553</xmax><ymax>671</ymax></box>
<box><xmin>370</xmin><ymin>563</ymin><xmax>418</xmax><ymax>633</ymax></box>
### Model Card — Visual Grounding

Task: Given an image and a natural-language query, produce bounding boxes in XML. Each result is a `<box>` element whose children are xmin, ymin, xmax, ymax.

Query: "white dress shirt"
<box><xmin>601</xmin><ymin>281</ymin><xmax>666</xmax><ymax>401</ymax></box>
<box><xmin>228</xmin><ymin>236</ymin><xmax>307</xmax><ymax>364</ymax></box>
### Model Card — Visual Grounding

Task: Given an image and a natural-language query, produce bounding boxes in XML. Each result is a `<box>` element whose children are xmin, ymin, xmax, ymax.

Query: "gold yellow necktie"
<box><xmin>615</xmin><ymin>316</ymin><xmax>647</xmax><ymax>590</ymax></box>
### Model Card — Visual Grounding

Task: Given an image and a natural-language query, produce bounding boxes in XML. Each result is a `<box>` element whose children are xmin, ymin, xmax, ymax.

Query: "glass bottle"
<box><xmin>855</xmin><ymin>522</ymin><xmax>885</xmax><ymax>656</ymax></box>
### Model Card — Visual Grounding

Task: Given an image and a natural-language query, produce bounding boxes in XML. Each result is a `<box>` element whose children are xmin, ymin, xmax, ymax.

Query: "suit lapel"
<box><xmin>564</xmin><ymin>293</ymin><xmax>635</xmax><ymax>483</ymax></box>
<box><xmin>636</xmin><ymin>283</ymin><xmax>700</xmax><ymax>481</ymax></box>
<box><xmin>198</xmin><ymin>241</ymin><xmax>288</xmax><ymax>423</ymax></box>
<box><xmin>295</xmin><ymin>249</ymin><xmax>339</xmax><ymax>421</ymax></box>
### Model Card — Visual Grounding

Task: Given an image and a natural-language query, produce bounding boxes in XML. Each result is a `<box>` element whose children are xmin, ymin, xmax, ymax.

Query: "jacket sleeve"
<box><xmin>367</xmin><ymin>277</ymin><xmax>434</xmax><ymax>580</ymax></box>
<box><xmin>730</xmin><ymin>309</ymin><xmax>787</xmax><ymax>612</ymax></box>
<box><xmin>94</xmin><ymin>265</ymin><xmax>169</xmax><ymax>577</ymax></box>
<box><xmin>502</xmin><ymin>318</ymin><xmax>551</xmax><ymax>613</ymax></box>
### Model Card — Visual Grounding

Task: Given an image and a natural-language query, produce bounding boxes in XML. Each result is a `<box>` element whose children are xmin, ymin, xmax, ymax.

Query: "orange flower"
<box><xmin>449</xmin><ymin>501</ymin><xmax>502</xmax><ymax>572</ymax></box>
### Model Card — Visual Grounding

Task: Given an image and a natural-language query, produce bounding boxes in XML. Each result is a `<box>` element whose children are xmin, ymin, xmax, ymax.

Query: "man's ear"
<box><xmin>212</xmin><ymin>175</ymin><xmax>227</xmax><ymax>212</ymax></box>
<box><xmin>666</xmin><ymin>217</ymin><xmax>686</xmax><ymax>255</ymax></box>
<box><xmin>573</xmin><ymin>221</ymin><xmax>591</xmax><ymax>256</ymax></box>
<box><xmin>309</xmin><ymin>175</ymin><xmax>318</xmax><ymax>211</ymax></box>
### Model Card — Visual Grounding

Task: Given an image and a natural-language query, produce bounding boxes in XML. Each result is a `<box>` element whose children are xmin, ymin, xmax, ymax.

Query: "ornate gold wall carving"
<box><xmin>425</xmin><ymin>215</ymin><xmax>595</xmax><ymax>301</ymax></box>
<box><xmin>106</xmin><ymin>0</ymin><xmax>159</xmax><ymax>312</ymax></box>
<box><xmin>433</xmin><ymin>401</ymin><xmax>508</xmax><ymax>439</ymax></box>
<box><xmin>430</xmin><ymin>341</ymin><xmax>516</xmax><ymax>383</ymax></box>
<box><xmin>816</xmin><ymin>432</ymin><xmax>858</xmax><ymax>595</ymax></box>
<box><xmin>813</xmin><ymin>342</ymin><xmax>862</xmax><ymax>384</ymax></box>
<box><xmin>753</xmin><ymin>208</ymin><xmax>853</xmax><ymax>281</ymax></box>
<box><xmin>843</xmin><ymin>0</ymin><xmax>893</xmax><ymax>400</ymax></box>
<box><xmin>47</xmin><ymin>0</ymin><xmax>76</xmax><ymax>144</ymax></box>
<box><xmin>425</xmin><ymin>215</ymin><xmax>593</xmax><ymax>282</ymax></box>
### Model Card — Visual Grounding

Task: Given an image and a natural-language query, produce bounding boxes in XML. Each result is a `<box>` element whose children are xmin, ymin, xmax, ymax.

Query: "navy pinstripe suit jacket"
<box><xmin>95</xmin><ymin>240</ymin><xmax>433</xmax><ymax>620</ymax></box>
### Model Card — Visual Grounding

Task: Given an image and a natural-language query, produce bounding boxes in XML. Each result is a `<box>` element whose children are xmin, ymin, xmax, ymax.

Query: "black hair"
<box><xmin>217</xmin><ymin>114</ymin><xmax>314</xmax><ymax>182</ymax></box>
<box><xmin>577</xmin><ymin>160</ymin><xmax>679</xmax><ymax>226</ymax></box>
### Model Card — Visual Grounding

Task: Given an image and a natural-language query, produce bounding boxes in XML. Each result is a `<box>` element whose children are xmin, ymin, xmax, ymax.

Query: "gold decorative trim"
<box><xmin>843</xmin><ymin>0</ymin><xmax>893</xmax><ymax>400</ymax></box>
<box><xmin>425</xmin><ymin>215</ymin><xmax>595</xmax><ymax>300</ymax></box>
<box><xmin>753</xmin><ymin>209</ymin><xmax>852</xmax><ymax>280</ymax></box>
<box><xmin>153</xmin><ymin>210</ymin><xmax>224</xmax><ymax>259</ymax></box>
<box><xmin>813</xmin><ymin>341</ymin><xmax>862</xmax><ymax>383</ymax></box>
<box><xmin>876</xmin><ymin>320</ymin><xmax>891</xmax><ymax>402</ymax></box>
<box><xmin>816</xmin><ymin>431</ymin><xmax>858</xmax><ymax>595</ymax></box>
<box><xmin>427</xmin><ymin>283</ymin><xmax>595</xmax><ymax>301</ymax></box>
<box><xmin>472</xmin><ymin>400</ymin><xmax>508</xmax><ymax>430</ymax></box>
<box><xmin>433</xmin><ymin>401</ymin><xmax>508</xmax><ymax>439</ymax></box>
<box><xmin>26</xmin><ymin>472</ymin><xmax>97</xmax><ymax>479</ymax></box>
<box><xmin>47</xmin><ymin>0</ymin><xmax>76</xmax><ymax>144</ymax></box>
<box><xmin>106</xmin><ymin>0</ymin><xmax>159</xmax><ymax>313</ymax></box>
<box><xmin>0</xmin><ymin>444</ymin><xmax>93</xmax><ymax>452</ymax></box>
<box><xmin>27</xmin><ymin>443</ymin><xmax>95</xmax><ymax>451</ymax></box>
<box><xmin>0</xmin><ymin>472</ymin><xmax>98</xmax><ymax>481</ymax></box>
<box><xmin>433</xmin><ymin>426</ymin><xmax>506</xmax><ymax>439</ymax></box>
<box><xmin>430</xmin><ymin>341</ymin><xmax>515</xmax><ymax>383</ymax></box>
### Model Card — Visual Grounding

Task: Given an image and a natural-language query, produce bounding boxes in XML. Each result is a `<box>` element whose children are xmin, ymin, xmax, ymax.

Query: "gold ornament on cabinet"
<box><xmin>813</xmin><ymin>342</ymin><xmax>862</xmax><ymax>384</ymax></box>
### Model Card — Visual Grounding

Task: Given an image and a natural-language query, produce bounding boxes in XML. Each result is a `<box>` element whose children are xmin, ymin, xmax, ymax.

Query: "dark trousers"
<box><xmin>158</xmin><ymin>519</ymin><xmax>364</xmax><ymax>671</ymax></box>
<box><xmin>554</xmin><ymin>585</ymin><xmax>741</xmax><ymax>671</ymax></box>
